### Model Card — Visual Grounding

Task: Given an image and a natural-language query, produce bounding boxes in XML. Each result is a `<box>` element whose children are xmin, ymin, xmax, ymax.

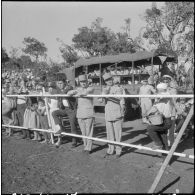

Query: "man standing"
<box><xmin>52</xmin><ymin>78</ymin><xmax>78</xmax><ymax>148</ymax></box>
<box><xmin>68</xmin><ymin>74</ymin><xmax>95</xmax><ymax>154</ymax></box>
<box><xmin>99</xmin><ymin>72</ymin><xmax>125</xmax><ymax>159</ymax></box>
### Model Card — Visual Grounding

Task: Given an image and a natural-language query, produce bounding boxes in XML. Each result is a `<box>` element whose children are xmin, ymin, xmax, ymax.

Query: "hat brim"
<box><xmin>79</xmin><ymin>79</ymin><xmax>87</xmax><ymax>82</ymax></box>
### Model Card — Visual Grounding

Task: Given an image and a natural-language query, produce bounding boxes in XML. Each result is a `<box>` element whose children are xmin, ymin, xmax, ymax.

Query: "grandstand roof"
<box><xmin>75</xmin><ymin>51</ymin><xmax>158</xmax><ymax>68</ymax></box>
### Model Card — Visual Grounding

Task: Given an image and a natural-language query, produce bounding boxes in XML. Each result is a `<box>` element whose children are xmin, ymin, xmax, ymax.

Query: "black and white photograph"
<box><xmin>1</xmin><ymin>1</ymin><xmax>194</xmax><ymax>194</ymax></box>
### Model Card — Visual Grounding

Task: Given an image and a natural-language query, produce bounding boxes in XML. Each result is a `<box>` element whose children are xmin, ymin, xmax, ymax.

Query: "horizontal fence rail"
<box><xmin>5</xmin><ymin>94</ymin><xmax>195</xmax><ymax>98</ymax></box>
<box><xmin>2</xmin><ymin>124</ymin><xmax>194</xmax><ymax>160</ymax></box>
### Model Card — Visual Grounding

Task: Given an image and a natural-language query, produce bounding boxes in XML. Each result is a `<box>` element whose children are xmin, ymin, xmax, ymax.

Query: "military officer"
<box><xmin>68</xmin><ymin>74</ymin><xmax>95</xmax><ymax>154</ymax></box>
<box><xmin>100</xmin><ymin>72</ymin><xmax>125</xmax><ymax>159</ymax></box>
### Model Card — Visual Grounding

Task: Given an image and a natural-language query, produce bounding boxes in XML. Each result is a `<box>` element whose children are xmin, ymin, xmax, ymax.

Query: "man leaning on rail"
<box><xmin>52</xmin><ymin>78</ymin><xmax>79</xmax><ymax>148</ymax></box>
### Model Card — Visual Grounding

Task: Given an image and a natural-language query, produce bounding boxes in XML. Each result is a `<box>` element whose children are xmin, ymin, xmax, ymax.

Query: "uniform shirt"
<box><xmin>68</xmin><ymin>86</ymin><xmax>94</xmax><ymax>119</ymax></box>
<box><xmin>139</xmin><ymin>84</ymin><xmax>156</xmax><ymax>95</ymax></box>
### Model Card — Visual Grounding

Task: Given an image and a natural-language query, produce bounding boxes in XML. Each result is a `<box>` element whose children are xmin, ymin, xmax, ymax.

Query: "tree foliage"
<box><xmin>2</xmin><ymin>48</ymin><xmax>9</xmax><ymax>63</ymax></box>
<box><xmin>22</xmin><ymin>37</ymin><xmax>48</xmax><ymax>62</ymax></box>
<box><xmin>57</xmin><ymin>38</ymin><xmax>79</xmax><ymax>67</ymax></box>
<box><xmin>137</xmin><ymin>2</ymin><xmax>194</xmax><ymax>60</ymax></box>
<box><xmin>72</xmin><ymin>18</ymin><xmax>135</xmax><ymax>57</ymax></box>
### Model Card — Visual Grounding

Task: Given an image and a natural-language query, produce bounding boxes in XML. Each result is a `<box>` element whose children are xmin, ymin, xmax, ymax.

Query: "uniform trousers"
<box><xmin>147</xmin><ymin>117</ymin><xmax>172</xmax><ymax>149</ymax></box>
<box><xmin>78</xmin><ymin>118</ymin><xmax>94</xmax><ymax>151</ymax></box>
<box><xmin>105</xmin><ymin>119</ymin><xmax>122</xmax><ymax>155</ymax></box>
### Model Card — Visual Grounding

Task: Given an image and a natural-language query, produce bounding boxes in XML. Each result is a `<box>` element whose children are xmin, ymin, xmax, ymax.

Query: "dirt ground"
<box><xmin>1</xmin><ymin>115</ymin><xmax>194</xmax><ymax>194</ymax></box>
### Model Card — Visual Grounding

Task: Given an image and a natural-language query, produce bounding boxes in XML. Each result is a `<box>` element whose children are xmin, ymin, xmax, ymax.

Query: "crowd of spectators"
<box><xmin>2</xmin><ymin>63</ymin><xmax>194</xmax><ymax>157</ymax></box>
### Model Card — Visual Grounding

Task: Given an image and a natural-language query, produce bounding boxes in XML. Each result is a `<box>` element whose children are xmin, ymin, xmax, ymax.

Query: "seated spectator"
<box><xmin>117</xmin><ymin>67</ymin><xmax>122</xmax><ymax>75</ymax></box>
<box><xmin>94</xmin><ymin>68</ymin><xmax>100</xmax><ymax>76</ymax></box>
<box><xmin>110</xmin><ymin>67</ymin><xmax>117</xmax><ymax>75</ymax></box>
<box><xmin>124</xmin><ymin>68</ymin><xmax>129</xmax><ymax>75</ymax></box>
<box><xmin>27</xmin><ymin>82</ymin><xmax>33</xmax><ymax>92</ymax></box>
<box><xmin>113</xmin><ymin>76</ymin><xmax>121</xmax><ymax>85</ymax></box>
<box><xmin>128</xmin><ymin>80</ymin><xmax>132</xmax><ymax>85</ymax></box>
<box><xmin>120</xmin><ymin>67</ymin><xmax>125</xmax><ymax>75</ymax></box>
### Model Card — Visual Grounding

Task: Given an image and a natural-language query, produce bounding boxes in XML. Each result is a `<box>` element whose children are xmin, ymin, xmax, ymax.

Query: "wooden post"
<box><xmin>132</xmin><ymin>61</ymin><xmax>134</xmax><ymax>84</ymax></box>
<box><xmin>148</xmin><ymin>105</ymin><xmax>194</xmax><ymax>193</ymax></box>
<box><xmin>99</xmin><ymin>64</ymin><xmax>102</xmax><ymax>92</ymax></box>
<box><xmin>86</xmin><ymin>65</ymin><xmax>88</xmax><ymax>75</ymax></box>
<box><xmin>151</xmin><ymin>56</ymin><xmax>154</xmax><ymax>76</ymax></box>
<box><xmin>42</xmin><ymin>87</ymin><xmax>54</xmax><ymax>144</ymax></box>
<box><xmin>73</xmin><ymin>64</ymin><xmax>76</xmax><ymax>87</ymax></box>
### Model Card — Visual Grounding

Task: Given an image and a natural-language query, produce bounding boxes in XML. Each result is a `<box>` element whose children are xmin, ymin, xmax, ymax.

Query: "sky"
<box><xmin>2</xmin><ymin>2</ymin><xmax>165</xmax><ymax>63</ymax></box>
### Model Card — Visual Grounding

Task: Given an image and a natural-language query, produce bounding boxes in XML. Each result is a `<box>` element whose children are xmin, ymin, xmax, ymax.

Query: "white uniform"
<box><xmin>104</xmin><ymin>84</ymin><xmax>125</xmax><ymax>155</ymax></box>
<box><xmin>68</xmin><ymin>86</ymin><xmax>94</xmax><ymax>151</ymax></box>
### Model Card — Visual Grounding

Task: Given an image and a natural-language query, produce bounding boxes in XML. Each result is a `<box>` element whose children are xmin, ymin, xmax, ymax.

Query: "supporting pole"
<box><xmin>73</xmin><ymin>64</ymin><xmax>76</xmax><ymax>88</ymax></box>
<box><xmin>100</xmin><ymin>63</ymin><xmax>102</xmax><ymax>92</ymax></box>
<box><xmin>2</xmin><ymin>123</ymin><xmax>194</xmax><ymax>160</ymax></box>
<box><xmin>132</xmin><ymin>61</ymin><xmax>134</xmax><ymax>84</ymax></box>
<box><xmin>151</xmin><ymin>56</ymin><xmax>154</xmax><ymax>76</ymax></box>
<box><xmin>42</xmin><ymin>87</ymin><xmax>54</xmax><ymax>144</ymax></box>
<box><xmin>148</xmin><ymin>105</ymin><xmax>194</xmax><ymax>193</ymax></box>
<box><xmin>7</xmin><ymin>94</ymin><xmax>194</xmax><ymax>98</ymax></box>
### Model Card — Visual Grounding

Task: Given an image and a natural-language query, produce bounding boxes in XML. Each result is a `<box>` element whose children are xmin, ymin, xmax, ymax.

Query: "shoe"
<box><xmin>40</xmin><ymin>140</ymin><xmax>47</xmax><ymax>144</ymax></box>
<box><xmin>55</xmin><ymin>143</ymin><xmax>61</xmax><ymax>148</ymax></box>
<box><xmin>84</xmin><ymin>150</ymin><xmax>90</xmax><ymax>155</ymax></box>
<box><xmin>71</xmin><ymin>143</ymin><xmax>77</xmax><ymax>148</ymax></box>
<box><xmin>115</xmin><ymin>154</ymin><xmax>121</xmax><ymax>159</ymax></box>
<box><xmin>103</xmin><ymin>153</ymin><xmax>113</xmax><ymax>158</ymax></box>
<box><xmin>142</xmin><ymin>117</ymin><xmax>149</xmax><ymax>124</ymax></box>
<box><xmin>55</xmin><ymin>140</ymin><xmax>61</xmax><ymax>148</ymax></box>
<box><xmin>21</xmin><ymin>135</ymin><xmax>27</xmax><ymax>139</ymax></box>
<box><xmin>82</xmin><ymin>150</ymin><xmax>90</xmax><ymax>155</ymax></box>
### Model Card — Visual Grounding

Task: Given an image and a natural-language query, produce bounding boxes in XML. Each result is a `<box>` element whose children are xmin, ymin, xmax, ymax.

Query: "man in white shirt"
<box><xmin>52</xmin><ymin>79</ymin><xmax>78</xmax><ymax>148</ymax></box>
<box><xmin>146</xmin><ymin>83</ymin><xmax>172</xmax><ymax>150</ymax></box>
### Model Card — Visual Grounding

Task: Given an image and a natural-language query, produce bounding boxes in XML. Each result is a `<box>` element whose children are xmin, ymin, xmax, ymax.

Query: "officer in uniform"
<box><xmin>68</xmin><ymin>74</ymin><xmax>95</xmax><ymax>154</ymax></box>
<box><xmin>100</xmin><ymin>72</ymin><xmax>125</xmax><ymax>159</ymax></box>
